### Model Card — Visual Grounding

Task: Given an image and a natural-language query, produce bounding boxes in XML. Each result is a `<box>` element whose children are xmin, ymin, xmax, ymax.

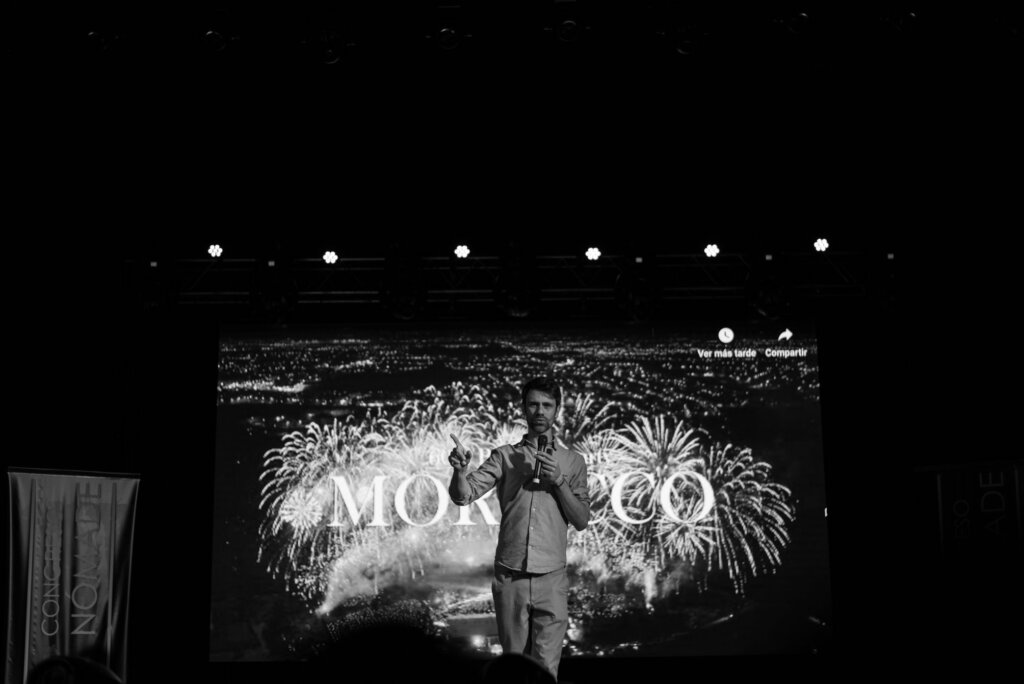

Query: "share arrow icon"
<box><xmin>778</xmin><ymin>329</ymin><xmax>794</xmax><ymax>342</ymax></box>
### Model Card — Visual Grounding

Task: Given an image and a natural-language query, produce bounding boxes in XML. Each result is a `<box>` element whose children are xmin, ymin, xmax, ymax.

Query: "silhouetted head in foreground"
<box><xmin>309</xmin><ymin>623</ymin><xmax>475</xmax><ymax>683</ymax></box>
<box><xmin>482</xmin><ymin>653</ymin><xmax>556</xmax><ymax>684</ymax></box>
<box><xmin>27</xmin><ymin>656</ymin><xmax>122</xmax><ymax>684</ymax></box>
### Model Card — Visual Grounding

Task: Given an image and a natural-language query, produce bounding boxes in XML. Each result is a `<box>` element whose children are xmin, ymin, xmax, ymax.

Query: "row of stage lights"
<box><xmin>63</xmin><ymin>6</ymin><xmax>957</xmax><ymax>64</ymax></box>
<box><xmin>184</xmin><ymin>239</ymin><xmax>891</xmax><ymax>266</ymax></box>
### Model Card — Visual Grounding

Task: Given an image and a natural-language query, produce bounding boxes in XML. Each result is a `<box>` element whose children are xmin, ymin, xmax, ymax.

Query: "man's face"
<box><xmin>523</xmin><ymin>389</ymin><xmax>559</xmax><ymax>434</ymax></box>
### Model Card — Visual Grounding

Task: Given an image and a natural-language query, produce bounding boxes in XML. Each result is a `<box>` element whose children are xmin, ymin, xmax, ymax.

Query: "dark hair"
<box><xmin>521</xmin><ymin>377</ymin><xmax>561</xmax><ymax>408</ymax></box>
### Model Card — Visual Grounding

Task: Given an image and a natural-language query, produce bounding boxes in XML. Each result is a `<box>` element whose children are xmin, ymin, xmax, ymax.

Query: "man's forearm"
<box><xmin>554</xmin><ymin>479</ymin><xmax>590</xmax><ymax>530</ymax></box>
<box><xmin>449</xmin><ymin>469</ymin><xmax>471</xmax><ymax>504</ymax></box>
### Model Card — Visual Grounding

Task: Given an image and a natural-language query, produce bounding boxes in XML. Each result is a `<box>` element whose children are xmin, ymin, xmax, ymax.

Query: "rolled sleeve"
<box><xmin>452</xmin><ymin>448</ymin><xmax>504</xmax><ymax>506</ymax></box>
<box><xmin>569</xmin><ymin>457</ymin><xmax>590</xmax><ymax>510</ymax></box>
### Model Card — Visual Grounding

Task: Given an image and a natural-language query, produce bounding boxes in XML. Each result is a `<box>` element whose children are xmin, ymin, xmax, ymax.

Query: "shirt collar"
<box><xmin>518</xmin><ymin>434</ymin><xmax>555</xmax><ymax>449</ymax></box>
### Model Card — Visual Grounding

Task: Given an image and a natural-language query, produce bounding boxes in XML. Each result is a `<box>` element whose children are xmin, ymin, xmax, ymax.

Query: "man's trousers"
<box><xmin>491</xmin><ymin>563</ymin><xmax>569</xmax><ymax>681</ymax></box>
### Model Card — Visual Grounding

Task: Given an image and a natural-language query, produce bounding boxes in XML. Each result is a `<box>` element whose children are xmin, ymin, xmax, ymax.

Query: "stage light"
<box><xmin>784</xmin><ymin>11</ymin><xmax>810</xmax><ymax>35</ymax></box>
<box><xmin>323</xmin><ymin>251</ymin><xmax>338</xmax><ymax>265</ymax></box>
<box><xmin>814</xmin><ymin>238</ymin><xmax>829</xmax><ymax>252</ymax></box>
<box><xmin>86</xmin><ymin>30</ymin><xmax>120</xmax><ymax>55</ymax></box>
<box><xmin>208</xmin><ymin>244</ymin><xmax>223</xmax><ymax>258</ymax></box>
<box><xmin>438</xmin><ymin>27</ymin><xmax>462</xmax><ymax>50</ymax></box>
<box><xmin>557</xmin><ymin>20</ymin><xmax>580</xmax><ymax>43</ymax></box>
<box><xmin>766</xmin><ymin>254</ymin><xmax>774</xmax><ymax>261</ymax></box>
<box><xmin>586</xmin><ymin>247</ymin><xmax>601</xmax><ymax>261</ymax></box>
<box><xmin>705</xmin><ymin>244</ymin><xmax>720</xmax><ymax>258</ymax></box>
<box><xmin>203</xmin><ymin>29</ymin><xmax>227</xmax><ymax>53</ymax></box>
<box><xmin>149</xmin><ymin>261</ymin><xmax>158</xmax><ymax>268</ymax></box>
<box><xmin>455</xmin><ymin>245</ymin><xmax>470</xmax><ymax>258</ymax></box>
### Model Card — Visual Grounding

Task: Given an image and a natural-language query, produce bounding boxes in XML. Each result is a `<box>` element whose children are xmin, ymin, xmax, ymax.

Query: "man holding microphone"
<box><xmin>448</xmin><ymin>377</ymin><xmax>590</xmax><ymax>682</ymax></box>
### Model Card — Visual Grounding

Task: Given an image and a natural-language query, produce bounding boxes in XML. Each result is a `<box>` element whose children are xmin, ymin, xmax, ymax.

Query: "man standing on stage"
<box><xmin>448</xmin><ymin>377</ymin><xmax>591</xmax><ymax>682</ymax></box>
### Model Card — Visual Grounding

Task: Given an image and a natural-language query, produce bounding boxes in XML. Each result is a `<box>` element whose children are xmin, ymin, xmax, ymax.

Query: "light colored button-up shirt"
<box><xmin>451</xmin><ymin>435</ymin><xmax>590</xmax><ymax>574</ymax></box>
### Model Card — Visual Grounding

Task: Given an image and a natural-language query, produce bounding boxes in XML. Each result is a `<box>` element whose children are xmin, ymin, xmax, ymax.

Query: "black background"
<box><xmin>4</xmin><ymin>1</ymin><xmax>1021</xmax><ymax>678</ymax></box>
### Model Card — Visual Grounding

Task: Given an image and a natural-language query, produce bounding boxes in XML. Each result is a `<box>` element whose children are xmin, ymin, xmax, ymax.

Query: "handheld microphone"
<box><xmin>533</xmin><ymin>435</ymin><xmax>547</xmax><ymax>483</ymax></box>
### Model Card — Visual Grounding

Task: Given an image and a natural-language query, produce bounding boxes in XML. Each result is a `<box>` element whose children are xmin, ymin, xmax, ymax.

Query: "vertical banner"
<box><xmin>914</xmin><ymin>461</ymin><xmax>1022</xmax><ymax>556</ymax></box>
<box><xmin>6</xmin><ymin>468</ymin><xmax>140</xmax><ymax>684</ymax></box>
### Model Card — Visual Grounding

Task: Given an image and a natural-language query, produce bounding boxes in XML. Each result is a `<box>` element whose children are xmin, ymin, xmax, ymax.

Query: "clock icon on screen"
<box><xmin>718</xmin><ymin>328</ymin><xmax>735</xmax><ymax>344</ymax></box>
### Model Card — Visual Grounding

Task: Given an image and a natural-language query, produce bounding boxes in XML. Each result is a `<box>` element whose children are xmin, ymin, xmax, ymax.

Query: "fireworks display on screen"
<box><xmin>210</xmin><ymin>327</ymin><xmax>829</xmax><ymax>659</ymax></box>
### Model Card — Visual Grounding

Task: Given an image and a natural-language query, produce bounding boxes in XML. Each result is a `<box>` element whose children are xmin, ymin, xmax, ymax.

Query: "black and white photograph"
<box><xmin>7</xmin><ymin>4</ymin><xmax>1021</xmax><ymax>678</ymax></box>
